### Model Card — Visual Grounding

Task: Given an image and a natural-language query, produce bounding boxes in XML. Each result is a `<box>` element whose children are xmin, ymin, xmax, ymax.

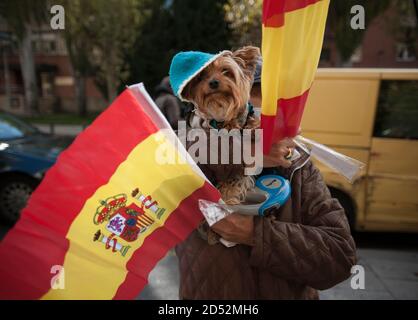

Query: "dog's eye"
<box><xmin>197</xmin><ymin>70</ymin><xmax>206</xmax><ymax>81</ymax></box>
<box><xmin>222</xmin><ymin>69</ymin><xmax>231</xmax><ymax>77</ymax></box>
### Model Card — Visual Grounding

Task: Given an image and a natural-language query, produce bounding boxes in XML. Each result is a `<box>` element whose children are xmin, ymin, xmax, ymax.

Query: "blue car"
<box><xmin>0</xmin><ymin>113</ymin><xmax>73</xmax><ymax>224</ymax></box>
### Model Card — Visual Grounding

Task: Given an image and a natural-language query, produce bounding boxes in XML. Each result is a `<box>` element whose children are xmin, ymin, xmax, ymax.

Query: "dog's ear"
<box><xmin>182</xmin><ymin>82</ymin><xmax>193</xmax><ymax>101</ymax></box>
<box><xmin>232</xmin><ymin>46</ymin><xmax>261</xmax><ymax>78</ymax></box>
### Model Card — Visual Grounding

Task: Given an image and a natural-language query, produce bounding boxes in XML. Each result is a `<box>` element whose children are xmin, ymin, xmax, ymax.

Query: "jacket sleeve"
<box><xmin>249</xmin><ymin>161</ymin><xmax>357</xmax><ymax>290</ymax></box>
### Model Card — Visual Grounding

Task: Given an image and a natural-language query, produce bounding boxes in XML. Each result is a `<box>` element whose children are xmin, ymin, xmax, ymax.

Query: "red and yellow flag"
<box><xmin>261</xmin><ymin>0</ymin><xmax>330</xmax><ymax>154</ymax></box>
<box><xmin>0</xmin><ymin>84</ymin><xmax>220</xmax><ymax>299</ymax></box>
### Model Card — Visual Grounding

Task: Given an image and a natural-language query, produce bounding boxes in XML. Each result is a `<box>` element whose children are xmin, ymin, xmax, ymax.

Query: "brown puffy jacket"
<box><xmin>175</xmin><ymin>146</ymin><xmax>357</xmax><ymax>299</ymax></box>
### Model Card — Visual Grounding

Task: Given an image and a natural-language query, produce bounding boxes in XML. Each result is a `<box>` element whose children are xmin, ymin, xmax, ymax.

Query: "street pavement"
<box><xmin>136</xmin><ymin>246</ymin><xmax>418</xmax><ymax>300</ymax></box>
<box><xmin>137</xmin><ymin>232</ymin><xmax>418</xmax><ymax>300</ymax></box>
<box><xmin>319</xmin><ymin>247</ymin><xmax>418</xmax><ymax>299</ymax></box>
<box><xmin>1</xmin><ymin>223</ymin><xmax>417</xmax><ymax>300</ymax></box>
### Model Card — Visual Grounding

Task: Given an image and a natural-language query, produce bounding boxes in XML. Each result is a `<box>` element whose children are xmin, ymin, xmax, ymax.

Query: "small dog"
<box><xmin>182</xmin><ymin>46</ymin><xmax>261</xmax><ymax>205</ymax></box>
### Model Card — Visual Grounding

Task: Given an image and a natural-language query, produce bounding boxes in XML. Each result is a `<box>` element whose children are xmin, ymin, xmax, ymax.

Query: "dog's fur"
<box><xmin>182</xmin><ymin>46</ymin><xmax>261</xmax><ymax>205</ymax></box>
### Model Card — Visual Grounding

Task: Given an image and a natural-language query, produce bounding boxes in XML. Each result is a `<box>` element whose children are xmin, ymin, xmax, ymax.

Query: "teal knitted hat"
<box><xmin>169</xmin><ymin>50</ymin><xmax>227</xmax><ymax>101</ymax></box>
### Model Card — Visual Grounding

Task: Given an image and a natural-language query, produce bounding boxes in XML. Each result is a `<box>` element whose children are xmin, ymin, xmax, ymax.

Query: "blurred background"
<box><xmin>0</xmin><ymin>0</ymin><xmax>417</xmax><ymax>300</ymax></box>
<box><xmin>1</xmin><ymin>0</ymin><xmax>417</xmax><ymax>117</ymax></box>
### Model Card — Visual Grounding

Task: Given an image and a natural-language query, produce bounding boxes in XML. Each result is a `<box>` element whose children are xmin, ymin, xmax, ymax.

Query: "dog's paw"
<box><xmin>244</xmin><ymin>116</ymin><xmax>259</xmax><ymax>129</ymax></box>
<box><xmin>224</xmin><ymin>197</ymin><xmax>241</xmax><ymax>205</ymax></box>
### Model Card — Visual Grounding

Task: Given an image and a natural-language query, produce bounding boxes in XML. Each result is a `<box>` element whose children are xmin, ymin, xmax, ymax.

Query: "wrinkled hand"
<box><xmin>263</xmin><ymin>137</ymin><xmax>296</xmax><ymax>168</ymax></box>
<box><xmin>211</xmin><ymin>213</ymin><xmax>255</xmax><ymax>246</ymax></box>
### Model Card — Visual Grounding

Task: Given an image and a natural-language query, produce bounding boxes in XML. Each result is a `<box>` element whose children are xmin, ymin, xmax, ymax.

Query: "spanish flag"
<box><xmin>261</xmin><ymin>0</ymin><xmax>330</xmax><ymax>154</ymax></box>
<box><xmin>0</xmin><ymin>84</ymin><xmax>220</xmax><ymax>299</ymax></box>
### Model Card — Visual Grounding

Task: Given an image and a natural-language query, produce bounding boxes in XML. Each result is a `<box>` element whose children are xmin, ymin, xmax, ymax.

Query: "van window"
<box><xmin>373</xmin><ymin>80</ymin><xmax>418</xmax><ymax>139</ymax></box>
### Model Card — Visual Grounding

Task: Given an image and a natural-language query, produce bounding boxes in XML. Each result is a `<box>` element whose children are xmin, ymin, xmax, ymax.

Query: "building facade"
<box><xmin>320</xmin><ymin>4</ymin><xmax>418</xmax><ymax>68</ymax></box>
<box><xmin>0</xmin><ymin>20</ymin><xmax>105</xmax><ymax>116</ymax></box>
<box><xmin>1</xmin><ymin>4</ymin><xmax>417</xmax><ymax>116</ymax></box>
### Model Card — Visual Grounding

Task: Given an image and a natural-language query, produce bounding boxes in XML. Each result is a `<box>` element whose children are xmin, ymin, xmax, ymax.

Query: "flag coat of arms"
<box><xmin>261</xmin><ymin>0</ymin><xmax>330</xmax><ymax>153</ymax></box>
<box><xmin>0</xmin><ymin>84</ymin><xmax>220</xmax><ymax>299</ymax></box>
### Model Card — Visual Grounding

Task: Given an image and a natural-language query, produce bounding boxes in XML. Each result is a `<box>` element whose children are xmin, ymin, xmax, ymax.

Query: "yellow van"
<box><xmin>302</xmin><ymin>68</ymin><xmax>418</xmax><ymax>233</ymax></box>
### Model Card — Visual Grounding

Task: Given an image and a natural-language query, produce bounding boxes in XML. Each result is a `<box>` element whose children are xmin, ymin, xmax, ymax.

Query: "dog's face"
<box><xmin>182</xmin><ymin>46</ymin><xmax>260</xmax><ymax>123</ymax></box>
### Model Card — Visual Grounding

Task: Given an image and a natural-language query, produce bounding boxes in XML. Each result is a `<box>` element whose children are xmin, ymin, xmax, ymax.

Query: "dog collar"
<box><xmin>209</xmin><ymin>103</ymin><xmax>255</xmax><ymax>129</ymax></box>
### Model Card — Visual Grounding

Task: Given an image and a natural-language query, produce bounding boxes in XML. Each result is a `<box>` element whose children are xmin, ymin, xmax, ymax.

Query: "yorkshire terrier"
<box><xmin>182</xmin><ymin>46</ymin><xmax>261</xmax><ymax>205</ymax></box>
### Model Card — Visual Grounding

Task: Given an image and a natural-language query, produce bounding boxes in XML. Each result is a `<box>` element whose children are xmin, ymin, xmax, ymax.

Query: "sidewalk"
<box><xmin>319</xmin><ymin>248</ymin><xmax>418</xmax><ymax>299</ymax></box>
<box><xmin>1</xmin><ymin>224</ymin><xmax>416</xmax><ymax>300</ymax></box>
<box><xmin>138</xmin><ymin>248</ymin><xmax>418</xmax><ymax>300</ymax></box>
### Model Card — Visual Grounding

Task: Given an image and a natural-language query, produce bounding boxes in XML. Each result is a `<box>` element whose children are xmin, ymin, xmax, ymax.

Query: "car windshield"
<box><xmin>0</xmin><ymin>113</ymin><xmax>40</xmax><ymax>140</ymax></box>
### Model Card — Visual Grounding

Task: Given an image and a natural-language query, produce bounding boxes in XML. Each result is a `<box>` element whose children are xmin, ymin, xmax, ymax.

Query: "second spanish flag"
<box><xmin>261</xmin><ymin>0</ymin><xmax>330</xmax><ymax>153</ymax></box>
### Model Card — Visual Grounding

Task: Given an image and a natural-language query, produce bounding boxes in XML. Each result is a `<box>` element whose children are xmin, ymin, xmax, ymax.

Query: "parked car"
<box><xmin>302</xmin><ymin>68</ymin><xmax>418</xmax><ymax>233</ymax></box>
<box><xmin>0</xmin><ymin>112</ymin><xmax>73</xmax><ymax>224</ymax></box>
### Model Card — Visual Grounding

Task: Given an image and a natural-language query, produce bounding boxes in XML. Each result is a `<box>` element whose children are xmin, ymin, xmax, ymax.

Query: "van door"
<box><xmin>367</xmin><ymin>79</ymin><xmax>418</xmax><ymax>232</ymax></box>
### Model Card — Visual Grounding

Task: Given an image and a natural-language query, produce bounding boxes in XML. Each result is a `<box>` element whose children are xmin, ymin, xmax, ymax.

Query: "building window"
<box><xmin>374</xmin><ymin>80</ymin><xmax>418</xmax><ymax>140</ymax></box>
<box><xmin>10</xmin><ymin>97</ymin><xmax>20</xmax><ymax>109</ymax></box>
<box><xmin>32</xmin><ymin>34</ymin><xmax>58</xmax><ymax>55</ymax></box>
<box><xmin>32</xmin><ymin>40</ymin><xmax>41</xmax><ymax>53</ymax></box>
<box><xmin>44</xmin><ymin>40</ymin><xmax>57</xmax><ymax>54</ymax></box>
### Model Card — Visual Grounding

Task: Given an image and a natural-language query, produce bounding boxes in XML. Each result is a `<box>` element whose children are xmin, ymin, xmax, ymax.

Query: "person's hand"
<box><xmin>263</xmin><ymin>137</ymin><xmax>296</xmax><ymax>168</ymax></box>
<box><xmin>211</xmin><ymin>213</ymin><xmax>255</xmax><ymax>246</ymax></box>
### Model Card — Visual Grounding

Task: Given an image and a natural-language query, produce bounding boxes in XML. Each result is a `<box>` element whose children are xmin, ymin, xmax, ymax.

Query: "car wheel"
<box><xmin>0</xmin><ymin>175</ymin><xmax>38</xmax><ymax>224</ymax></box>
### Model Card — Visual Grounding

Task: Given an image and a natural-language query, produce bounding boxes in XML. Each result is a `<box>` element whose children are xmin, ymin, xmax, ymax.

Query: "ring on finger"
<box><xmin>284</xmin><ymin>148</ymin><xmax>293</xmax><ymax>160</ymax></box>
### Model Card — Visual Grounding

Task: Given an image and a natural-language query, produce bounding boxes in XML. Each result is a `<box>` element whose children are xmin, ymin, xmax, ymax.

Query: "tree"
<box><xmin>327</xmin><ymin>0</ymin><xmax>392</xmax><ymax>65</ymax></box>
<box><xmin>61</xmin><ymin>0</ymin><xmax>141</xmax><ymax>103</ymax></box>
<box><xmin>88</xmin><ymin>0</ymin><xmax>141</xmax><ymax>102</ymax></box>
<box><xmin>124</xmin><ymin>0</ymin><xmax>176</xmax><ymax>94</ymax></box>
<box><xmin>171</xmin><ymin>0</ymin><xmax>231</xmax><ymax>52</ymax></box>
<box><xmin>126</xmin><ymin>0</ymin><xmax>232</xmax><ymax>94</ymax></box>
<box><xmin>61</xmin><ymin>0</ymin><xmax>95</xmax><ymax>116</ymax></box>
<box><xmin>224</xmin><ymin>0</ymin><xmax>262</xmax><ymax>49</ymax></box>
<box><xmin>389</xmin><ymin>0</ymin><xmax>418</xmax><ymax>61</ymax></box>
<box><xmin>0</xmin><ymin>0</ymin><xmax>48</xmax><ymax>115</ymax></box>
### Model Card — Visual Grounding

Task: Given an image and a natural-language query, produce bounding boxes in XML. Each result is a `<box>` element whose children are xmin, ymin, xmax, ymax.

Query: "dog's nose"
<box><xmin>209</xmin><ymin>79</ymin><xmax>219</xmax><ymax>90</ymax></box>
